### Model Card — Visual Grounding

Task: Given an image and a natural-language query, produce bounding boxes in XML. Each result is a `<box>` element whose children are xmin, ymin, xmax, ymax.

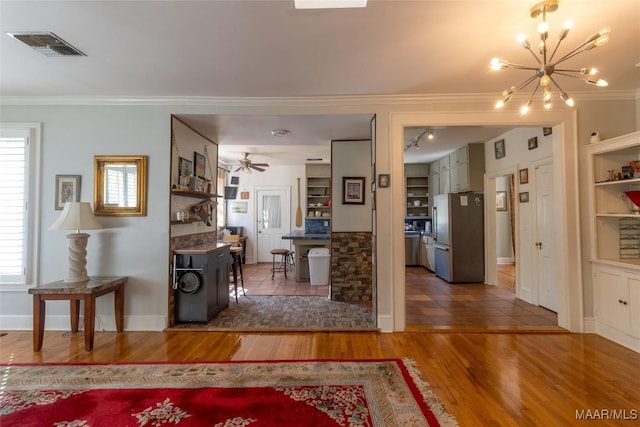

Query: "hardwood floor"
<box><xmin>2</xmin><ymin>330</ymin><xmax>639</xmax><ymax>426</ymax></box>
<box><xmin>406</xmin><ymin>265</ymin><xmax>560</xmax><ymax>331</ymax></box>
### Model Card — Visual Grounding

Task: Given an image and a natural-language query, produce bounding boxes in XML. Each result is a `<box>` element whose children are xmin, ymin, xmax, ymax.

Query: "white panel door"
<box><xmin>257</xmin><ymin>188</ymin><xmax>290</xmax><ymax>263</ymax></box>
<box><xmin>536</xmin><ymin>163</ymin><xmax>557</xmax><ymax>312</ymax></box>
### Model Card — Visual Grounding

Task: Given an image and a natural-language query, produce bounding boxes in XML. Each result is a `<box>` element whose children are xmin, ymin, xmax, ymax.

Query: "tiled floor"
<box><xmin>405</xmin><ymin>265</ymin><xmax>562</xmax><ymax>331</ymax></box>
<box><xmin>239</xmin><ymin>261</ymin><xmax>330</xmax><ymax>297</ymax></box>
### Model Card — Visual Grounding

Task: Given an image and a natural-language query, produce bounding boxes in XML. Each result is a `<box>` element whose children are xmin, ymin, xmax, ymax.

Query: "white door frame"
<box><xmin>254</xmin><ymin>185</ymin><xmax>291</xmax><ymax>263</ymax></box>
<box><xmin>389</xmin><ymin>110</ymin><xmax>582</xmax><ymax>333</ymax></box>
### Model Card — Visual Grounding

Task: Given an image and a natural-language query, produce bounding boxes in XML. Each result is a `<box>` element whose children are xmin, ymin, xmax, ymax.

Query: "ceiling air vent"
<box><xmin>6</xmin><ymin>32</ymin><xmax>86</xmax><ymax>57</ymax></box>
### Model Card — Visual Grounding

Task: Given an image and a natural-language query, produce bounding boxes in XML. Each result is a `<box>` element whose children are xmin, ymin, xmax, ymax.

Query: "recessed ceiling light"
<box><xmin>295</xmin><ymin>0</ymin><xmax>367</xmax><ymax>9</ymax></box>
<box><xmin>271</xmin><ymin>129</ymin><xmax>291</xmax><ymax>137</ymax></box>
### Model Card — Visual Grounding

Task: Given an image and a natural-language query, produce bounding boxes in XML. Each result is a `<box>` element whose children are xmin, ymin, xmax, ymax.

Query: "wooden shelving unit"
<box><xmin>306</xmin><ymin>164</ymin><xmax>331</xmax><ymax>219</ymax></box>
<box><xmin>405</xmin><ymin>164</ymin><xmax>429</xmax><ymax>219</ymax></box>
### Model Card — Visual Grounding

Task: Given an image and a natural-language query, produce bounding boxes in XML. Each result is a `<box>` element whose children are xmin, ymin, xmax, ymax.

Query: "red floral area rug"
<box><xmin>0</xmin><ymin>359</ymin><xmax>458</xmax><ymax>427</ymax></box>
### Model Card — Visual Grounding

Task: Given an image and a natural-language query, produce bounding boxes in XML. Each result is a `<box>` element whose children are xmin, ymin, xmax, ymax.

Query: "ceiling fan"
<box><xmin>234</xmin><ymin>152</ymin><xmax>270</xmax><ymax>173</ymax></box>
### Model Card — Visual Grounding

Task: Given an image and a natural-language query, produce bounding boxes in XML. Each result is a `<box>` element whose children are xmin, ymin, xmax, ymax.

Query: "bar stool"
<box><xmin>270</xmin><ymin>249</ymin><xmax>290</xmax><ymax>279</ymax></box>
<box><xmin>223</xmin><ymin>235</ymin><xmax>245</xmax><ymax>302</ymax></box>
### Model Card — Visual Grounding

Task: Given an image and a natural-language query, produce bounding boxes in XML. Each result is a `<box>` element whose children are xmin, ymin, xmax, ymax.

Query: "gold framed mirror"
<box><xmin>94</xmin><ymin>155</ymin><xmax>147</xmax><ymax>216</ymax></box>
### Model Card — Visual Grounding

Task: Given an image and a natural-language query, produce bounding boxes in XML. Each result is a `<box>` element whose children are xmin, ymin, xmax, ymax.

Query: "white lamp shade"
<box><xmin>49</xmin><ymin>202</ymin><xmax>103</xmax><ymax>231</ymax></box>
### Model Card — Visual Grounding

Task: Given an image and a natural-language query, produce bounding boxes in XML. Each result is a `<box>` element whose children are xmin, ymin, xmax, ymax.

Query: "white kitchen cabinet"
<box><xmin>593</xmin><ymin>263</ymin><xmax>640</xmax><ymax>351</ymax></box>
<box><xmin>429</xmin><ymin>160</ymin><xmax>440</xmax><ymax>198</ymax></box>
<box><xmin>586</xmin><ymin>131</ymin><xmax>640</xmax><ymax>352</ymax></box>
<box><xmin>449</xmin><ymin>143</ymin><xmax>485</xmax><ymax>193</ymax></box>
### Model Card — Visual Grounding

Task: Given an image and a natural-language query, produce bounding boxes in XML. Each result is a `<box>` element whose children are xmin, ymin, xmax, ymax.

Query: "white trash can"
<box><xmin>308</xmin><ymin>248</ymin><xmax>330</xmax><ymax>286</ymax></box>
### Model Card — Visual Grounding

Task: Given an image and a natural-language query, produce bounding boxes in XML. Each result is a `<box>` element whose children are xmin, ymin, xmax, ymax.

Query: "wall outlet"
<box><xmin>324</xmin><ymin>221</ymin><xmax>329</xmax><ymax>227</ymax></box>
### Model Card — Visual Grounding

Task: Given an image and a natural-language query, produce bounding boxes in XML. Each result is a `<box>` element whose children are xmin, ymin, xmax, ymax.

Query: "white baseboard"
<box><xmin>497</xmin><ymin>257</ymin><xmax>515</xmax><ymax>265</ymax></box>
<box><xmin>0</xmin><ymin>315</ymin><xmax>167</xmax><ymax>331</ymax></box>
<box><xmin>377</xmin><ymin>315</ymin><xmax>393</xmax><ymax>332</ymax></box>
<box><xmin>583</xmin><ymin>317</ymin><xmax>597</xmax><ymax>333</ymax></box>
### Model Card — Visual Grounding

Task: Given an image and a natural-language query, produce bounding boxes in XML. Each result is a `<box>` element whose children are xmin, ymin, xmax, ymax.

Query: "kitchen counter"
<box><xmin>282</xmin><ymin>230</ymin><xmax>330</xmax><ymax>240</ymax></box>
<box><xmin>173</xmin><ymin>242</ymin><xmax>230</xmax><ymax>255</ymax></box>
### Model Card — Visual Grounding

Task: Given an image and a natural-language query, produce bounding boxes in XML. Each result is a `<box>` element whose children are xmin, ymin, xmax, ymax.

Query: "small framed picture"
<box><xmin>55</xmin><ymin>175</ymin><xmax>81</xmax><ymax>210</ymax></box>
<box><xmin>543</xmin><ymin>127</ymin><xmax>552</xmax><ymax>136</ymax></box>
<box><xmin>240</xmin><ymin>191</ymin><xmax>249</xmax><ymax>200</ymax></box>
<box><xmin>230</xmin><ymin>176</ymin><xmax>239</xmax><ymax>185</ymax></box>
<box><xmin>519</xmin><ymin>168</ymin><xmax>529</xmax><ymax>184</ymax></box>
<box><xmin>519</xmin><ymin>192</ymin><xmax>530</xmax><ymax>203</ymax></box>
<box><xmin>230</xmin><ymin>201</ymin><xmax>248</xmax><ymax>214</ymax></box>
<box><xmin>528</xmin><ymin>137</ymin><xmax>538</xmax><ymax>150</ymax></box>
<box><xmin>179</xmin><ymin>157</ymin><xmax>193</xmax><ymax>177</ymax></box>
<box><xmin>496</xmin><ymin>191</ymin><xmax>507</xmax><ymax>211</ymax></box>
<box><xmin>342</xmin><ymin>176</ymin><xmax>366</xmax><ymax>205</ymax></box>
<box><xmin>194</xmin><ymin>152</ymin><xmax>206</xmax><ymax>179</ymax></box>
<box><xmin>378</xmin><ymin>174</ymin><xmax>390</xmax><ymax>188</ymax></box>
<box><xmin>494</xmin><ymin>139</ymin><xmax>505</xmax><ymax>159</ymax></box>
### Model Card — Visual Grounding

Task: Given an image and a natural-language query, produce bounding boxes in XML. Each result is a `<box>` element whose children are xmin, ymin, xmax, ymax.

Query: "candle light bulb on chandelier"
<box><xmin>561</xmin><ymin>92</ymin><xmax>574</xmax><ymax>107</ymax></box>
<box><xmin>537</xmin><ymin>21</ymin><xmax>549</xmax><ymax>35</ymax></box>
<box><xmin>543</xmin><ymin>89</ymin><xmax>552</xmax><ymax>109</ymax></box>
<box><xmin>540</xmin><ymin>74</ymin><xmax>551</xmax><ymax>87</ymax></box>
<box><xmin>520</xmin><ymin>99</ymin><xmax>532</xmax><ymax>115</ymax></box>
<box><xmin>518</xmin><ymin>34</ymin><xmax>530</xmax><ymax>49</ymax></box>
<box><xmin>586</xmin><ymin>79</ymin><xmax>608</xmax><ymax>87</ymax></box>
<box><xmin>559</xmin><ymin>20</ymin><xmax>572</xmax><ymax>39</ymax></box>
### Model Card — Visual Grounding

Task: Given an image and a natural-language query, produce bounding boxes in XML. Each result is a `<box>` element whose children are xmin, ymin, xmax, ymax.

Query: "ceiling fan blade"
<box><xmin>250</xmin><ymin>165</ymin><xmax>266</xmax><ymax>172</ymax></box>
<box><xmin>251</xmin><ymin>163</ymin><xmax>270</xmax><ymax>167</ymax></box>
<box><xmin>234</xmin><ymin>166</ymin><xmax>243</xmax><ymax>172</ymax></box>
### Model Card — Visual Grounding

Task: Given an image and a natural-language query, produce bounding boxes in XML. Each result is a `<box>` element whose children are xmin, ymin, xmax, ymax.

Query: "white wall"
<box><xmin>331</xmin><ymin>140</ymin><xmax>372</xmax><ymax>232</ymax></box>
<box><xmin>225</xmin><ymin>164</ymin><xmax>305</xmax><ymax>262</ymax></box>
<box><xmin>0</xmin><ymin>105</ymin><xmax>171</xmax><ymax>331</ymax></box>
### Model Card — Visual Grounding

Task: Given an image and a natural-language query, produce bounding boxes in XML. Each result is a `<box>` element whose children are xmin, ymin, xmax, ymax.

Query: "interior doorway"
<box><xmin>495</xmin><ymin>174</ymin><xmax>515</xmax><ymax>291</ymax></box>
<box><xmin>256</xmin><ymin>186</ymin><xmax>290</xmax><ymax>263</ymax></box>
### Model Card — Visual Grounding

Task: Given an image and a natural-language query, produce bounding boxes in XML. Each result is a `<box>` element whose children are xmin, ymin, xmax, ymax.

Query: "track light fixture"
<box><xmin>490</xmin><ymin>0</ymin><xmax>609</xmax><ymax>115</ymax></box>
<box><xmin>404</xmin><ymin>129</ymin><xmax>434</xmax><ymax>151</ymax></box>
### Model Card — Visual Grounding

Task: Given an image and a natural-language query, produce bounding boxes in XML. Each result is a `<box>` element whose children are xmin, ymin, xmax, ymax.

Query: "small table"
<box><xmin>29</xmin><ymin>276</ymin><xmax>127</xmax><ymax>351</ymax></box>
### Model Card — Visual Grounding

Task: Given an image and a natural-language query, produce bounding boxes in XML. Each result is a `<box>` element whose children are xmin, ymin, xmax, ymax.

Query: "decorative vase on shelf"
<box><xmin>624</xmin><ymin>191</ymin><xmax>640</xmax><ymax>214</ymax></box>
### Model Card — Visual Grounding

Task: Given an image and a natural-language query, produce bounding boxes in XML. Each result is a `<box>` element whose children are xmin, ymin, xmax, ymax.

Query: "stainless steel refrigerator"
<box><xmin>433</xmin><ymin>193</ymin><xmax>484</xmax><ymax>283</ymax></box>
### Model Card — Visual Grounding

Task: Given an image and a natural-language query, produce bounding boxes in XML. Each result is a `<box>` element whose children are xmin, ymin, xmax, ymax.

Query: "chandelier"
<box><xmin>490</xmin><ymin>0</ymin><xmax>610</xmax><ymax>115</ymax></box>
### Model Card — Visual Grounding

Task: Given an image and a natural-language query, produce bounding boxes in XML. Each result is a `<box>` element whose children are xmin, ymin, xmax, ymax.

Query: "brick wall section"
<box><xmin>330</xmin><ymin>232</ymin><xmax>373</xmax><ymax>302</ymax></box>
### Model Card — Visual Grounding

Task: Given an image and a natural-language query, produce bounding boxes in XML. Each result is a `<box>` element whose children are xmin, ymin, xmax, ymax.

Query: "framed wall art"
<box><xmin>378</xmin><ymin>174</ymin><xmax>390</xmax><ymax>188</ymax></box>
<box><xmin>494</xmin><ymin>139</ymin><xmax>505</xmax><ymax>159</ymax></box>
<box><xmin>55</xmin><ymin>175</ymin><xmax>81</xmax><ymax>210</ymax></box>
<box><xmin>194</xmin><ymin>152</ymin><xmax>206</xmax><ymax>179</ymax></box>
<box><xmin>342</xmin><ymin>176</ymin><xmax>366</xmax><ymax>205</ymax></box>
<box><xmin>496</xmin><ymin>191</ymin><xmax>507</xmax><ymax>211</ymax></box>
<box><xmin>179</xmin><ymin>157</ymin><xmax>193</xmax><ymax>177</ymax></box>
<box><xmin>543</xmin><ymin>127</ymin><xmax>552</xmax><ymax>136</ymax></box>
<box><xmin>528</xmin><ymin>137</ymin><xmax>538</xmax><ymax>150</ymax></box>
<box><xmin>519</xmin><ymin>192</ymin><xmax>530</xmax><ymax>203</ymax></box>
<box><xmin>519</xmin><ymin>168</ymin><xmax>529</xmax><ymax>184</ymax></box>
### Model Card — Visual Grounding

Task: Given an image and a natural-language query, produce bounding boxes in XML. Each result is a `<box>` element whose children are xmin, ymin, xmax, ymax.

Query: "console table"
<box><xmin>29</xmin><ymin>276</ymin><xmax>128</xmax><ymax>351</ymax></box>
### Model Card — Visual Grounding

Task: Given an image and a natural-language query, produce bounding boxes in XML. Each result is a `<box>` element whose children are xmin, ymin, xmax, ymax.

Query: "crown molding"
<box><xmin>0</xmin><ymin>90</ymin><xmax>636</xmax><ymax>107</ymax></box>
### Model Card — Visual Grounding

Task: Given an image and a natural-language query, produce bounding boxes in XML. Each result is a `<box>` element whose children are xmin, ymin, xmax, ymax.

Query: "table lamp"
<box><xmin>49</xmin><ymin>202</ymin><xmax>103</xmax><ymax>282</ymax></box>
